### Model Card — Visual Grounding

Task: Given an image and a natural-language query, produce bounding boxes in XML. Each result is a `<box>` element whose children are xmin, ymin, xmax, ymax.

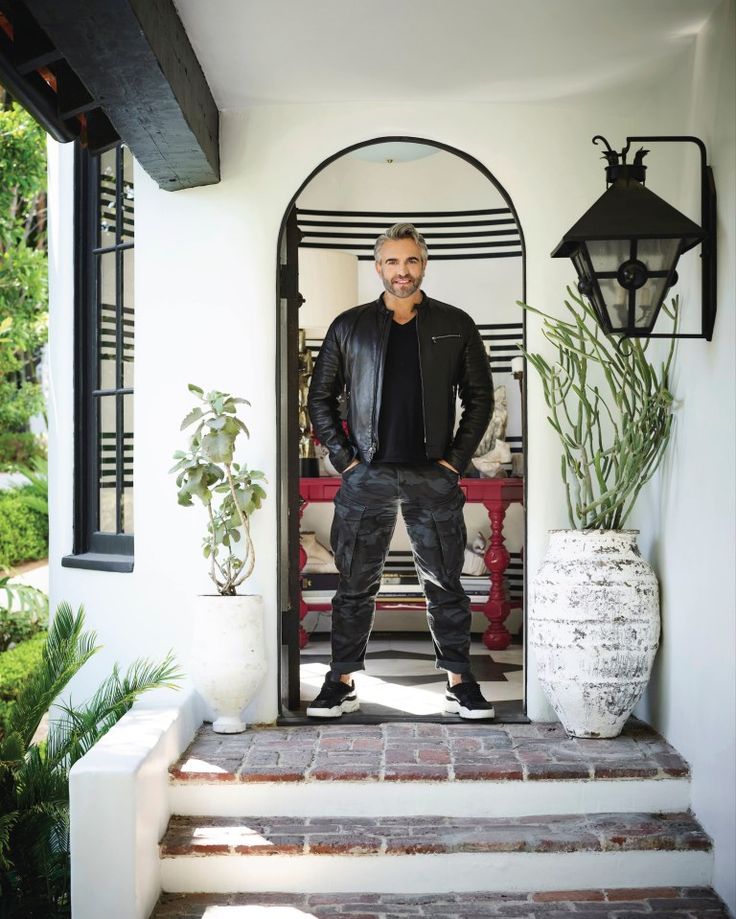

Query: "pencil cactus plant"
<box><xmin>519</xmin><ymin>289</ymin><xmax>678</xmax><ymax>530</ymax></box>
<box><xmin>170</xmin><ymin>385</ymin><xmax>267</xmax><ymax>595</ymax></box>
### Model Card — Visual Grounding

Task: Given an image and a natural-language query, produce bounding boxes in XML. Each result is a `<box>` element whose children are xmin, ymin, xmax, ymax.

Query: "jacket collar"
<box><xmin>375</xmin><ymin>290</ymin><xmax>428</xmax><ymax>314</ymax></box>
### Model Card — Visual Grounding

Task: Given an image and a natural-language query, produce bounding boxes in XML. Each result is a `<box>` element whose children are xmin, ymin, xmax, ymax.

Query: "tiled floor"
<box><xmin>170</xmin><ymin>717</ymin><xmax>690</xmax><ymax>784</ymax></box>
<box><xmin>152</xmin><ymin>887</ymin><xmax>733</xmax><ymax>918</ymax></box>
<box><xmin>301</xmin><ymin>637</ymin><xmax>523</xmax><ymax>717</ymax></box>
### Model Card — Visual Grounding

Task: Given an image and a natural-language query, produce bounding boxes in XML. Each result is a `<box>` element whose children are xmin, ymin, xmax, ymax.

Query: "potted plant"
<box><xmin>520</xmin><ymin>289</ymin><xmax>678</xmax><ymax>738</ymax></box>
<box><xmin>169</xmin><ymin>384</ymin><xmax>268</xmax><ymax>733</ymax></box>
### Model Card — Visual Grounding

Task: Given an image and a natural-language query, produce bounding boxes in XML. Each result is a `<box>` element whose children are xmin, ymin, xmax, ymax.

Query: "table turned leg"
<box><xmin>298</xmin><ymin>497</ymin><xmax>310</xmax><ymax>649</ymax></box>
<box><xmin>481</xmin><ymin>498</ymin><xmax>512</xmax><ymax>650</ymax></box>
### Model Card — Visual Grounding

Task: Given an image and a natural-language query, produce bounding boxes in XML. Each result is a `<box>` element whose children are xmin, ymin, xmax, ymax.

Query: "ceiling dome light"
<box><xmin>349</xmin><ymin>142</ymin><xmax>440</xmax><ymax>164</ymax></box>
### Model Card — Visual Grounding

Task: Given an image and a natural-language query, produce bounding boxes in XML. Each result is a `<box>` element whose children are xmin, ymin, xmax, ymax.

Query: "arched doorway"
<box><xmin>276</xmin><ymin>136</ymin><xmax>527</xmax><ymax>722</ymax></box>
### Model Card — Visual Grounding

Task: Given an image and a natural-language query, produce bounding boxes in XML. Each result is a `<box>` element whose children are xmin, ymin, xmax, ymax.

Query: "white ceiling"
<box><xmin>173</xmin><ymin>0</ymin><xmax>719</xmax><ymax>109</ymax></box>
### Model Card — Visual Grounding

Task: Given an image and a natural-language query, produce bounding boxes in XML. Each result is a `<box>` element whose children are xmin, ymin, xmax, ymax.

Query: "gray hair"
<box><xmin>374</xmin><ymin>223</ymin><xmax>428</xmax><ymax>263</ymax></box>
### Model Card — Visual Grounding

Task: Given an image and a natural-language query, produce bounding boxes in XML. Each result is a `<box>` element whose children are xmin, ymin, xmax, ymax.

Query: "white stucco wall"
<box><xmin>47</xmin><ymin>10</ymin><xmax>734</xmax><ymax>908</ymax></box>
<box><xmin>631</xmin><ymin>0</ymin><xmax>736</xmax><ymax>910</ymax></box>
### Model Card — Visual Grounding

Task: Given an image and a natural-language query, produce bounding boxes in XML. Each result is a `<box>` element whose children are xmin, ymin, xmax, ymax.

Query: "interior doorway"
<box><xmin>276</xmin><ymin>137</ymin><xmax>527</xmax><ymax>723</ymax></box>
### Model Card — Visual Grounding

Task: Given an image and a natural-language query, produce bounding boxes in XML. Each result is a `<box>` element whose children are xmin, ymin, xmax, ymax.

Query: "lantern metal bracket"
<box><xmin>616</xmin><ymin>135</ymin><xmax>717</xmax><ymax>341</ymax></box>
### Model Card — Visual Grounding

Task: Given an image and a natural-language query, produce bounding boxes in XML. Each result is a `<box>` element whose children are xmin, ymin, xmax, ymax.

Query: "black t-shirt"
<box><xmin>374</xmin><ymin>315</ymin><xmax>426</xmax><ymax>463</ymax></box>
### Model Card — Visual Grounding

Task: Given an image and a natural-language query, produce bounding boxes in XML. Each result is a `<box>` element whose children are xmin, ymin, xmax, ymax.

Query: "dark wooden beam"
<box><xmin>0</xmin><ymin>24</ymin><xmax>76</xmax><ymax>142</ymax></box>
<box><xmin>24</xmin><ymin>0</ymin><xmax>220</xmax><ymax>190</ymax></box>
<box><xmin>54</xmin><ymin>59</ymin><xmax>95</xmax><ymax>119</ymax></box>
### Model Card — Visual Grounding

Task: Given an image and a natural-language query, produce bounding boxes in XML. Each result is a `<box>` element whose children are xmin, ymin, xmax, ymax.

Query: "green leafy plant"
<box><xmin>0</xmin><ymin>95</ymin><xmax>49</xmax><ymax>468</ymax></box>
<box><xmin>0</xmin><ymin>487</ymin><xmax>48</xmax><ymax>571</ymax></box>
<box><xmin>11</xmin><ymin>456</ymin><xmax>48</xmax><ymax>517</ymax></box>
<box><xmin>169</xmin><ymin>384</ymin><xmax>268</xmax><ymax>596</ymax></box>
<box><xmin>0</xmin><ymin>602</ymin><xmax>181</xmax><ymax>917</ymax></box>
<box><xmin>0</xmin><ymin>433</ymin><xmax>42</xmax><ymax>470</ymax></box>
<box><xmin>0</xmin><ymin>632</ymin><xmax>45</xmax><ymax>737</ymax></box>
<box><xmin>519</xmin><ymin>288</ymin><xmax>678</xmax><ymax>530</ymax></box>
<box><xmin>0</xmin><ymin>577</ymin><xmax>48</xmax><ymax>652</ymax></box>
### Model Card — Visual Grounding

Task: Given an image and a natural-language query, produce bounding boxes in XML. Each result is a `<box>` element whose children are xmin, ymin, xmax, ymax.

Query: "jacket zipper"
<box><xmin>416</xmin><ymin>310</ymin><xmax>428</xmax><ymax>455</ymax></box>
<box><xmin>432</xmin><ymin>333</ymin><xmax>462</xmax><ymax>342</ymax></box>
<box><xmin>370</xmin><ymin>309</ymin><xmax>391</xmax><ymax>459</ymax></box>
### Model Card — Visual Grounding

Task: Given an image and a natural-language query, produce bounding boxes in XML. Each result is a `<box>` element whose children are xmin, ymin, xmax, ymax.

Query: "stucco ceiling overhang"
<box><xmin>1</xmin><ymin>0</ymin><xmax>722</xmax><ymax>192</ymax></box>
<box><xmin>174</xmin><ymin>0</ymin><xmax>721</xmax><ymax>108</ymax></box>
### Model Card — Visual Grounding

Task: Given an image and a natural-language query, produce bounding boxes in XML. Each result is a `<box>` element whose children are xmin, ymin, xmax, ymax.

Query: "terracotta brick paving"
<box><xmin>151</xmin><ymin>886</ymin><xmax>731</xmax><ymax>918</ymax></box>
<box><xmin>161</xmin><ymin>811</ymin><xmax>710</xmax><ymax>857</ymax></box>
<box><xmin>170</xmin><ymin>717</ymin><xmax>690</xmax><ymax>784</ymax></box>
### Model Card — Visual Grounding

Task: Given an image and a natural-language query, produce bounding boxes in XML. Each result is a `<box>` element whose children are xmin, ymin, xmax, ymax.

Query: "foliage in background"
<box><xmin>0</xmin><ymin>632</ymin><xmax>45</xmax><ymax>738</ymax></box>
<box><xmin>0</xmin><ymin>90</ymin><xmax>48</xmax><ymax>469</ymax></box>
<box><xmin>519</xmin><ymin>289</ymin><xmax>678</xmax><ymax>530</ymax></box>
<box><xmin>0</xmin><ymin>432</ymin><xmax>41</xmax><ymax>468</ymax></box>
<box><xmin>11</xmin><ymin>455</ymin><xmax>48</xmax><ymax>516</ymax></box>
<box><xmin>0</xmin><ymin>487</ymin><xmax>48</xmax><ymax>570</ymax></box>
<box><xmin>170</xmin><ymin>385</ymin><xmax>268</xmax><ymax>595</ymax></box>
<box><xmin>0</xmin><ymin>575</ymin><xmax>48</xmax><ymax>652</ymax></box>
<box><xmin>0</xmin><ymin>602</ymin><xmax>181</xmax><ymax>917</ymax></box>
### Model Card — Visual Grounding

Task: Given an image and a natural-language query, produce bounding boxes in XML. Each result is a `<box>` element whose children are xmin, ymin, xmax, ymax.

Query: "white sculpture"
<box><xmin>301</xmin><ymin>531</ymin><xmax>338</xmax><ymax>573</ymax></box>
<box><xmin>462</xmin><ymin>530</ymin><xmax>490</xmax><ymax>576</ymax></box>
<box><xmin>472</xmin><ymin>385</ymin><xmax>512</xmax><ymax>477</ymax></box>
<box><xmin>474</xmin><ymin>384</ymin><xmax>508</xmax><ymax>456</ymax></box>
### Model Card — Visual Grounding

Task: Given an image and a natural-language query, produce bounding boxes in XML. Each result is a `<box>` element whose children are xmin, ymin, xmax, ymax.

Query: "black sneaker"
<box><xmin>306</xmin><ymin>676</ymin><xmax>360</xmax><ymax>718</ymax></box>
<box><xmin>444</xmin><ymin>677</ymin><xmax>495</xmax><ymax>720</ymax></box>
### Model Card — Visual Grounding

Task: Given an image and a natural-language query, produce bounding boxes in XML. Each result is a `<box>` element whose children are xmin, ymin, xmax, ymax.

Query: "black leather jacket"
<box><xmin>307</xmin><ymin>291</ymin><xmax>494</xmax><ymax>474</ymax></box>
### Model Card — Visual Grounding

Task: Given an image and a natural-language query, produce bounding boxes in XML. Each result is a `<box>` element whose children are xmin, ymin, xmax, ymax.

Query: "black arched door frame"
<box><xmin>275</xmin><ymin>135</ymin><xmax>527</xmax><ymax>720</ymax></box>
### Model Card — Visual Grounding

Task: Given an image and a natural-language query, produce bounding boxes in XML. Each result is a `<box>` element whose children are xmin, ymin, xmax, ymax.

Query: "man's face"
<box><xmin>375</xmin><ymin>237</ymin><xmax>426</xmax><ymax>299</ymax></box>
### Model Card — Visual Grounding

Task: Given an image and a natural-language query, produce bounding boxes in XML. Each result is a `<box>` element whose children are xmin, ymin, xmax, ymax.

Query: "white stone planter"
<box><xmin>190</xmin><ymin>593</ymin><xmax>267</xmax><ymax>733</ymax></box>
<box><xmin>530</xmin><ymin>529</ymin><xmax>660</xmax><ymax>738</ymax></box>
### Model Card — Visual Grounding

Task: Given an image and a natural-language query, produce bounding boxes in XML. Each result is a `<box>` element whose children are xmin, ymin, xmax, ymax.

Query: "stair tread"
<box><xmin>161</xmin><ymin>810</ymin><xmax>711</xmax><ymax>857</ymax></box>
<box><xmin>170</xmin><ymin>717</ymin><xmax>690</xmax><ymax>784</ymax></box>
<box><xmin>151</xmin><ymin>886</ymin><xmax>730</xmax><ymax>918</ymax></box>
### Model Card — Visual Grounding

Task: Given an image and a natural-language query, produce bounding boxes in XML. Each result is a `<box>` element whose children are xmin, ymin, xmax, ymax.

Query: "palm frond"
<box><xmin>47</xmin><ymin>651</ymin><xmax>182</xmax><ymax>769</ymax></box>
<box><xmin>9</xmin><ymin>603</ymin><xmax>99</xmax><ymax>749</ymax></box>
<box><xmin>0</xmin><ymin>591</ymin><xmax>181</xmax><ymax>917</ymax></box>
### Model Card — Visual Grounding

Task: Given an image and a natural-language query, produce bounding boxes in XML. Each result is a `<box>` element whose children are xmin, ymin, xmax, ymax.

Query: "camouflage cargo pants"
<box><xmin>329</xmin><ymin>461</ymin><xmax>471</xmax><ymax>675</ymax></box>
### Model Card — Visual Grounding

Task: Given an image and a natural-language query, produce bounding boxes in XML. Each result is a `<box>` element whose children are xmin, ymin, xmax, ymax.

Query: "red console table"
<box><xmin>298</xmin><ymin>476</ymin><xmax>523</xmax><ymax>652</ymax></box>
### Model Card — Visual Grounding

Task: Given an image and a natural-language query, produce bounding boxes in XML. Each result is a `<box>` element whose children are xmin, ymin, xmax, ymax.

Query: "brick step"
<box><xmin>159</xmin><ymin>811</ymin><xmax>712</xmax><ymax>894</ymax></box>
<box><xmin>151</xmin><ymin>886</ymin><xmax>731</xmax><ymax>919</ymax></box>
<box><xmin>169</xmin><ymin>719</ymin><xmax>691</xmax><ymax>817</ymax></box>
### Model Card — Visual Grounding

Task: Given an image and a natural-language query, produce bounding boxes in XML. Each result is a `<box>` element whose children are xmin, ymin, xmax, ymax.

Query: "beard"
<box><xmin>381</xmin><ymin>273</ymin><xmax>423</xmax><ymax>298</ymax></box>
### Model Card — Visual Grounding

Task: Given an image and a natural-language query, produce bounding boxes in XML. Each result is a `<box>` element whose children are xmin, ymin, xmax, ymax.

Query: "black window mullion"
<box><xmin>63</xmin><ymin>141</ymin><xmax>134</xmax><ymax>571</ymax></box>
<box><xmin>115</xmin><ymin>146</ymin><xmax>124</xmax><ymax>535</ymax></box>
<box><xmin>88</xmin><ymin>153</ymin><xmax>101</xmax><ymax>545</ymax></box>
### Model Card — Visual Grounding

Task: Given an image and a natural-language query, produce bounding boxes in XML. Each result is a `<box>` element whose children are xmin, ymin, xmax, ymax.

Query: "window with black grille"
<box><xmin>62</xmin><ymin>142</ymin><xmax>134</xmax><ymax>571</ymax></box>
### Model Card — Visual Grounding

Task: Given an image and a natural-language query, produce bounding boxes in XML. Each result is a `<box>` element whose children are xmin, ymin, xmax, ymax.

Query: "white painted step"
<box><xmin>159</xmin><ymin>811</ymin><xmax>713</xmax><ymax>895</ymax></box>
<box><xmin>169</xmin><ymin>773</ymin><xmax>691</xmax><ymax>818</ymax></box>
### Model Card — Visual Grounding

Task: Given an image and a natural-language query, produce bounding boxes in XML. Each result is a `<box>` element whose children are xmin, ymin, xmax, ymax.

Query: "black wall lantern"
<box><xmin>552</xmin><ymin>135</ymin><xmax>717</xmax><ymax>339</ymax></box>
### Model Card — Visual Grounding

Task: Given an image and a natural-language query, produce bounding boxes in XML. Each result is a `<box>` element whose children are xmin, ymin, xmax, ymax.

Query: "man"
<box><xmin>306</xmin><ymin>223</ymin><xmax>495</xmax><ymax>720</ymax></box>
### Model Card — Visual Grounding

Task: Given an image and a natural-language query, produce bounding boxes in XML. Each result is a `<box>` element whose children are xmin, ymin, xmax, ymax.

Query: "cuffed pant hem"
<box><xmin>436</xmin><ymin>659</ymin><xmax>473</xmax><ymax>674</ymax></box>
<box><xmin>330</xmin><ymin>661</ymin><xmax>366</xmax><ymax>676</ymax></box>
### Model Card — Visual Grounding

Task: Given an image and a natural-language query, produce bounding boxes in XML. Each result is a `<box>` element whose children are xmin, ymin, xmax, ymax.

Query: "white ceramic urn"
<box><xmin>530</xmin><ymin>530</ymin><xmax>660</xmax><ymax>738</ymax></box>
<box><xmin>190</xmin><ymin>593</ymin><xmax>267</xmax><ymax>733</ymax></box>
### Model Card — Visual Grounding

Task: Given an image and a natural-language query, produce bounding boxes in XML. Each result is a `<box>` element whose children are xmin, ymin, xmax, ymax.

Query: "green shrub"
<box><xmin>0</xmin><ymin>631</ymin><xmax>45</xmax><ymax>736</ymax></box>
<box><xmin>0</xmin><ymin>608</ymin><xmax>41</xmax><ymax>652</ymax></box>
<box><xmin>0</xmin><ymin>576</ymin><xmax>49</xmax><ymax>651</ymax></box>
<box><xmin>11</xmin><ymin>455</ymin><xmax>48</xmax><ymax>516</ymax></box>
<box><xmin>0</xmin><ymin>486</ymin><xmax>48</xmax><ymax>569</ymax></box>
<box><xmin>0</xmin><ymin>431</ymin><xmax>43</xmax><ymax>470</ymax></box>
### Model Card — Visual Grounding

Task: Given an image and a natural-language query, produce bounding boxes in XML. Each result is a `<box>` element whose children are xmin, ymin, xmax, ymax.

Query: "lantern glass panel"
<box><xmin>571</xmin><ymin>249</ymin><xmax>593</xmax><ymax>287</ymax></box>
<box><xmin>636</xmin><ymin>237</ymin><xmax>680</xmax><ymax>274</ymax></box>
<box><xmin>586</xmin><ymin>239</ymin><xmax>630</xmax><ymax>274</ymax></box>
<box><xmin>596</xmin><ymin>278</ymin><xmax>628</xmax><ymax>330</ymax></box>
<box><xmin>634</xmin><ymin>277</ymin><xmax>668</xmax><ymax>330</ymax></box>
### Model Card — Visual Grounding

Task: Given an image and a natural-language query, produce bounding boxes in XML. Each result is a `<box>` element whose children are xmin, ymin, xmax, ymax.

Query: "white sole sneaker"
<box><xmin>306</xmin><ymin>696</ymin><xmax>360</xmax><ymax>718</ymax></box>
<box><xmin>444</xmin><ymin>698</ymin><xmax>495</xmax><ymax>720</ymax></box>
